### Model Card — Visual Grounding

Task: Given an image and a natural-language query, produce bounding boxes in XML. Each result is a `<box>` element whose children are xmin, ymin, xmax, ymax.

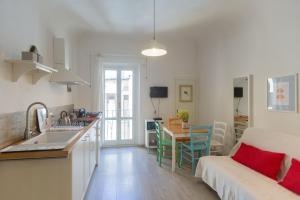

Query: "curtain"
<box><xmin>91</xmin><ymin>56</ymin><xmax>103</xmax><ymax>112</ymax></box>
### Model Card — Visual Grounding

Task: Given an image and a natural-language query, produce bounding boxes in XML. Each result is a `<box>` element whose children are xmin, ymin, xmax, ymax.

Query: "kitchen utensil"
<box><xmin>78</xmin><ymin>108</ymin><xmax>86</xmax><ymax>118</ymax></box>
<box><xmin>69</xmin><ymin>112</ymin><xmax>77</xmax><ymax>121</ymax></box>
<box><xmin>59</xmin><ymin>111</ymin><xmax>70</xmax><ymax>125</ymax></box>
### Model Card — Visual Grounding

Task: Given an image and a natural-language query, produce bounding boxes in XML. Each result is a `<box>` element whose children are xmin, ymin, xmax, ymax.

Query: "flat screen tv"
<box><xmin>150</xmin><ymin>87</ymin><xmax>168</xmax><ymax>98</ymax></box>
<box><xmin>234</xmin><ymin>87</ymin><xmax>243</xmax><ymax>98</ymax></box>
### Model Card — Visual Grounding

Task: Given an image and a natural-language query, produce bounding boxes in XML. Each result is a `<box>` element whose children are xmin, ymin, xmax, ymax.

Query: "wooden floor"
<box><xmin>84</xmin><ymin>147</ymin><xmax>219</xmax><ymax>200</ymax></box>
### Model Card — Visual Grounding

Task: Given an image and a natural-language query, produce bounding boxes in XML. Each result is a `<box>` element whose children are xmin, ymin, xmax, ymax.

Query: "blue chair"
<box><xmin>179</xmin><ymin>125</ymin><xmax>213</xmax><ymax>174</ymax></box>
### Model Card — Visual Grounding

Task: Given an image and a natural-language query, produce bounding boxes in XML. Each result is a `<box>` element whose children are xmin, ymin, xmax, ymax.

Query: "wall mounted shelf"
<box><xmin>5</xmin><ymin>59</ymin><xmax>58</xmax><ymax>84</ymax></box>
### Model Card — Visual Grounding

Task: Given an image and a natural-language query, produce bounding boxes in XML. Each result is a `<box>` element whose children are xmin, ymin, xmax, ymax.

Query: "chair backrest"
<box><xmin>213</xmin><ymin>121</ymin><xmax>227</xmax><ymax>144</ymax></box>
<box><xmin>189</xmin><ymin>125</ymin><xmax>213</xmax><ymax>154</ymax></box>
<box><xmin>155</xmin><ymin>121</ymin><xmax>162</xmax><ymax>147</ymax></box>
<box><xmin>168</xmin><ymin>117</ymin><xmax>182</xmax><ymax>126</ymax></box>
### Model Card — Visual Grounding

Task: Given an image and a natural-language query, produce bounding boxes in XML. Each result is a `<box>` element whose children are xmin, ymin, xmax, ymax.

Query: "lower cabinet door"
<box><xmin>71</xmin><ymin>123</ymin><xmax>100</xmax><ymax>200</ymax></box>
<box><xmin>96</xmin><ymin>121</ymin><xmax>101</xmax><ymax>165</ymax></box>
<box><xmin>72</xmin><ymin>139</ymin><xmax>84</xmax><ymax>200</ymax></box>
<box><xmin>89</xmin><ymin>126</ymin><xmax>97</xmax><ymax>175</ymax></box>
<box><xmin>83</xmin><ymin>132</ymin><xmax>91</xmax><ymax>190</ymax></box>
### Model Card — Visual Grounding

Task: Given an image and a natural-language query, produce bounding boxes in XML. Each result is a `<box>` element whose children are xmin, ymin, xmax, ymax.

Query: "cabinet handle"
<box><xmin>81</xmin><ymin>138</ymin><xmax>87</xmax><ymax>142</ymax></box>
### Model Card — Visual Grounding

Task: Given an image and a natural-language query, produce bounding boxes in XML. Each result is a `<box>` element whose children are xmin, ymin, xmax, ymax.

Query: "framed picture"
<box><xmin>267</xmin><ymin>74</ymin><xmax>298</xmax><ymax>112</ymax></box>
<box><xmin>179</xmin><ymin>85</ymin><xmax>193</xmax><ymax>102</ymax></box>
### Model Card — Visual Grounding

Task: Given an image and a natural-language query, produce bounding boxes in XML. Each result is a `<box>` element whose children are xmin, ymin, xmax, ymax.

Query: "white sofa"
<box><xmin>195</xmin><ymin>127</ymin><xmax>300</xmax><ymax>200</ymax></box>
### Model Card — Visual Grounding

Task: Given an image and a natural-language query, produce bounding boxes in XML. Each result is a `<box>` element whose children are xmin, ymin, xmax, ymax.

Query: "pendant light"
<box><xmin>141</xmin><ymin>0</ymin><xmax>167</xmax><ymax>57</ymax></box>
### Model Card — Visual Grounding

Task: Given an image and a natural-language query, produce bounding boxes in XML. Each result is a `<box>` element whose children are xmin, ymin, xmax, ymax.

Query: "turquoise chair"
<box><xmin>155</xmin><ymin>121</ymin><xmax>187</xmax><ymax>167</ymax></box>
<box><xmin>155</xmin><ymin>121</ymin><xmax>172</xmax><ymax>166</ymax></box>
<box><xmin>179</xmin><ymin>125</ymin><xmax>213</xmax><ymax>174</ymax></box>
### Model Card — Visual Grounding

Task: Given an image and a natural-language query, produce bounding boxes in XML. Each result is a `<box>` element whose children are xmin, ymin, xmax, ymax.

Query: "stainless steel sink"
<box><xmin>1</xmin><ymin>131</ymin><xmax>78</xmax><ymax>153</ymax></box>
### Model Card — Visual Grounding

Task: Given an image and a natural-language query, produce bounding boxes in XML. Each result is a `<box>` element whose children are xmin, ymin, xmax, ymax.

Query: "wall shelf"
<box><xmin>5</xmin><ymin>59</ymin><xmax>58</xmax><ymax>84</ymax></box>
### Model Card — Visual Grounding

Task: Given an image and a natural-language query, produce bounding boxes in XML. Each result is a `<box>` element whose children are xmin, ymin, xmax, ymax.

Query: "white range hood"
<box><xmin>50</xmin><ymin>38</ymin><xmax>90</xmax><ymax>86</ymax></box>
<box><xmin>50</xmin><ymin>67</ymin><xmax>90</xmax><ymax>85</ymax></box>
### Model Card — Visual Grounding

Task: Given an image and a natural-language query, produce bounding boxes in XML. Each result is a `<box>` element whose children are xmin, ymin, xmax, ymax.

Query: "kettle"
<box><xmin>69</xmin><ymin>112</ymin><xmax>77</xmax><ymax>121</ymax></box>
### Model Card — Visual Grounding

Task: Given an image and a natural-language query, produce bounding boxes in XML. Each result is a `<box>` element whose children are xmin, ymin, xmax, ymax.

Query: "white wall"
<box><xmin>0</xmin><ymin>0</ymin><xmax>75</xmax><ymax>114</ymax></box>
<box><xmin>197</xmin><ymin>0</ymin><xmax>300</xmax><ymax>149</ymax></box>
<box><xmin>73</xmin><ymin>34</ymin><xmax>198</xmax><ymax>145</ymax></box>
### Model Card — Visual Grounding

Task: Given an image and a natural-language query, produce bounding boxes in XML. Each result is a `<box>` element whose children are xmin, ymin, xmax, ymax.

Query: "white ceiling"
<box><xmin>37</xmin><ymin>0</ymin><xmax>246</xmax><ymax>38</ymax></box>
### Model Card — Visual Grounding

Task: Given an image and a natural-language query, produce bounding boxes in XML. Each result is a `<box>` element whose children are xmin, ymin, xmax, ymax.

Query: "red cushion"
<box><xmin>232</xmin><ymin>143</ymin><xmax>285</xmax><ymax>180</ymax></box>
<box><xmin>279</xmin><ymin>159</ymin><xmax>300</xmax><ymax>195</ymax></box>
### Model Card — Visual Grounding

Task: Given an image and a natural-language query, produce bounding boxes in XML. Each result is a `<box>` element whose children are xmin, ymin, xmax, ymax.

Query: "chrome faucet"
<box><xmin>24</xmin><ymin>102</ymin><xmax>49</xmax><ymax>140</ymax></box>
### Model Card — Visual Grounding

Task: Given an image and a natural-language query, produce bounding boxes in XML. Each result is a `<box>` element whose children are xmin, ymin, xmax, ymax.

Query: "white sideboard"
<box><xmin>144</xmin><ymin>119</ymin><xmax>163</xmax><ymax>151</ymax></box>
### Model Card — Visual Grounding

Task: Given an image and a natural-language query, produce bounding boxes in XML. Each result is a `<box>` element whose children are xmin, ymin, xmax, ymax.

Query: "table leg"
<box><xmin>172</xmin><ymin>136</ymin><xmax>176</xmax><ymax>172</ymax></box>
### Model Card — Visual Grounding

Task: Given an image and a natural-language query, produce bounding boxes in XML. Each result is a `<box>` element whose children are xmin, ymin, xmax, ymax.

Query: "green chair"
<box><xmin>155</xmin><ymin>121</ymin><xmax>172</xmax><ymax>166</ymax></box>
<box><xmin>179</xmin><ymin>125</ymin><xmax>213</xmax><ymax>174</ymax></box>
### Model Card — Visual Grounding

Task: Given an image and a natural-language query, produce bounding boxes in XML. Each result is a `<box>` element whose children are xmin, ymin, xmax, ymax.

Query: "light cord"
<box><xmin>153</xmin><ymin>0</ymin><xmax>156</xmax><ymax>40</ymax></box>
<box><xmin>158</xmin><ymin>98</ymin><xmax>160</xmax><ymax>118</ymax></box>
<box><xmin>236</xmin><ymin>98</ymin><xmax>241</xmax><ymax>116</ymax></box>
<box><xmin>151</xmin><ymin>98</ymin><xmax>157</xmax><ymax>115</ymax></box>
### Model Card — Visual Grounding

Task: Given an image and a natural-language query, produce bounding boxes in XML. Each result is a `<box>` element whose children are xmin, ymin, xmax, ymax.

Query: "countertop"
<box><xmin>0</xmin><ymin>118</ymin><xmax>100</xmax><ymax>161</ymax></box>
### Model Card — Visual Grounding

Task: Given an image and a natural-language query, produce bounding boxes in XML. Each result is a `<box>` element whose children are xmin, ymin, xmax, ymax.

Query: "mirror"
<box><xmin>233</xmin><ymin>75</ymin><xmax>253</xmax><ymax>142</ymax></box>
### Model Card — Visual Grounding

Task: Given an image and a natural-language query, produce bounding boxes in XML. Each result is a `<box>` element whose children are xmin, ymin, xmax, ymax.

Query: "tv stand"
<box><xmin>145</xmin><ymin>119</ymin><xmax>163</xmax><ymax>152</ymax></box>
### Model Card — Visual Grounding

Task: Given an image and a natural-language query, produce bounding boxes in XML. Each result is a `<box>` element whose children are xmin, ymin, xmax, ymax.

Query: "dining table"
<box><xmin>162</xmin><ymin>123</ymin><xmax>209</xmax><ymax>172</ymax></box>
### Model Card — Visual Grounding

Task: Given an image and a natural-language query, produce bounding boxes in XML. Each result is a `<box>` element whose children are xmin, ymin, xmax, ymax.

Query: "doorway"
<box><xmin>102</xmin><ymin>64</ymin><xmax>137</xmax><ymax>146</ymax></box>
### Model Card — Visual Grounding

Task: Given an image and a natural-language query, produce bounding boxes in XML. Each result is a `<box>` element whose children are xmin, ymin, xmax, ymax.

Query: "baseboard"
<box><xmin>101</xmin><ymin>144</ymin><xmax>144</xmax><ymax>148</ymax></box>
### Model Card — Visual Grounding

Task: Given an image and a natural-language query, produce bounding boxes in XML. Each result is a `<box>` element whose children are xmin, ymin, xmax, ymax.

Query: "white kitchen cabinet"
<box><xmin>83</xmin><ymin>130</ymin><xmax>91</xmax><ymax>191</ymax></box>
<box><xmin>96</xmin><ymin>120</ymin><xmax>102</xmax><ymax>165</ymax></box>
<box><xmin>0</xmin><ymin>119</ymin><xmax>101</xmax><ymax>200</ymax></box>
<box><xmin>72</xmin><ymin>129</ymin><xmax>96</xmax><ymax>200</ymax></box>
<box><xmin>72</xmin><ymin>136</ymin><xmax>84</xmax><ymax>200</ymax></box>
<box><xmin>89</xmin><ymin>125</ymin><xmax>97</xmax><ymax>175</ymax></box>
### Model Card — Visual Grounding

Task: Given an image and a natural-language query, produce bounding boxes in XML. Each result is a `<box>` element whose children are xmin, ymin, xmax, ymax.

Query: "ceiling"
<box><xmin>36</xmin><ymin>0</ymin><xmax>246</xmax><ymax>39</ymax></box>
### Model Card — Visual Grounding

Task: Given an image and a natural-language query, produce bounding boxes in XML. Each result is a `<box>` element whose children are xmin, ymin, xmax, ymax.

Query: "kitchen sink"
<box><xmin>1</xmin><ymin>131</ymin><xmax>78</xmax><ymax>153</ymax></box>
<box><xmin>22</xmin><ymin>131</ymin><xmax>78</xmax><ymax>144</ymax></box>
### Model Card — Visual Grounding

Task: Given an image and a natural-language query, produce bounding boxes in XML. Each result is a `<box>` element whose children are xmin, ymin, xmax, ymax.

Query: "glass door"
<box><xmin>103</xmin><ymin>65</ymin><xmax>136</xmax><ymax>146</ymax></box>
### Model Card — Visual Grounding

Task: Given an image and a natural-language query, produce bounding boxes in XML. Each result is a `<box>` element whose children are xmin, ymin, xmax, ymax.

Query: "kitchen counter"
<box><xmin>0</xmin><ymin>115</ymin><xmax>102</xmax><ymax>200</ymax></box>
<box><xmin>0</xmin><ymin>118</ymin><xmax>100</xmax><ymax>160</ymax></box>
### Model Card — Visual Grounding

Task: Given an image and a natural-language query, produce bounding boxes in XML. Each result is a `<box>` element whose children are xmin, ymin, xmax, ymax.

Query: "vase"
<box><xmin>182</xmin><ymin>122</ymin><xmax>189</xmax><ymax>129</ymax></box>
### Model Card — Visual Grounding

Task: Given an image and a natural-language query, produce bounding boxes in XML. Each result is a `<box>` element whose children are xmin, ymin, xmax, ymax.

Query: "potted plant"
<box><xmin>177</xmin><ymin>110</ymin><xmax>189</xmax><ymax>129</ymax></box>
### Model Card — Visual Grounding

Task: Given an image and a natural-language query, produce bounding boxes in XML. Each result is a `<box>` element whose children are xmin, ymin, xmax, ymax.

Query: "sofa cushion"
<box><xmin>232</xmin><ymin>143</ymin><xmax>285</xmax><ymax>180</ymax></box>
<box><xmin>279</xmin><ymin>158</ymin><xmax>300</xmax><ymax>195</ymax></box>
<box><xmin>195</xmin><ymin>156</ymin><xmax>299</xmax><ymax>200</ymax></box>
<box><xmin>229</xmin><ymin>128</ymin><xmax>300</xmax><ymax>180</ymax></box>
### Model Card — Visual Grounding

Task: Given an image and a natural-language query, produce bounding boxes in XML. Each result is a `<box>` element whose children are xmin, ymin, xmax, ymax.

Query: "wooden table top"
<box><xmin>234</xmin><ymin>115</ymin><xmax>248</xmax><ymax>122</ymax></box>
<box><xmin>163</xmin><ymin>123</ymin><xmax>208</xmax><ymax>135</ymax></box>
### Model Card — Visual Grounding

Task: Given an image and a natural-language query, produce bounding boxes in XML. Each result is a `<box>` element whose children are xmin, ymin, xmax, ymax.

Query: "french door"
<box><xmin>103</xmin><ymin>65</ymin><xmax>136</xmax><ymax>146</ymax></box>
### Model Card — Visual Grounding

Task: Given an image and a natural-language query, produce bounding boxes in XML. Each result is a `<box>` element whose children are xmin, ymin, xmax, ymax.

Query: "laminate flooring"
<box><xmin>84</xmin><ymin>147</ymin><xmax>219</xmax><ymax>200</ymax></box>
